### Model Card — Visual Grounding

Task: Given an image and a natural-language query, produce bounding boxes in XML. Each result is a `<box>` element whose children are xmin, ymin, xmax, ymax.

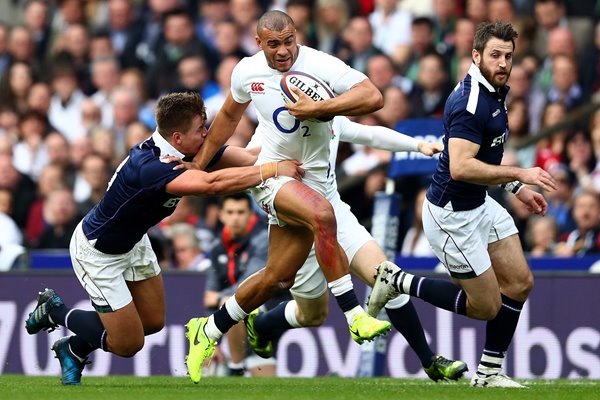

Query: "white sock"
<box><xmin>478</xmin><ymin>353</ymin><xmax>504</xmax><ymax>375</ymax></box>
<box><xmin>327</xmin><ymin>274</ymin><xmax>354</xmax><ymax>296</ymax></box>
<box><xmin>284</xmin><ymin>300</ymin><xmax>302</xmax><ymax>328</ymax></box>
<box><xmin>344</xmin><ymin>305</ymin><xmax>364</xmax><ymax>325</ymax></box>
<box><xmin>224</xmin><ymin>296</ymin><xmax>248</xmax><ymax>322</ymax></box>
<box><xmin>204</xmin><ymin>315</ymin><xmax>224</xmax><ymax>342</ymax></box>
<box><xmin>399</xmin><ymin>271</ymin><xmax>414</xmax><ymax>294</ymax></box>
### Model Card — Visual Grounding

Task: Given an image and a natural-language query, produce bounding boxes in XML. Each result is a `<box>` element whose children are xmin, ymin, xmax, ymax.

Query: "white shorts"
<box><xmin>248</xmin><ymin>176</ymin><xmax>296</xmax><ymax>226</ymax></box>
<box><xmin>69</xmin><ymin>222</ymin><xmax>162</xmax><ymax>312</ymax></box>
<box><xmin>290</xmin><ymin>192</ymin><xmax>373</xmax><ymax>299</ymax></box>
<box><xmin>422</xmin><ymin>194</ymin><xmax>518</xmax><ymax>279</ymax></box>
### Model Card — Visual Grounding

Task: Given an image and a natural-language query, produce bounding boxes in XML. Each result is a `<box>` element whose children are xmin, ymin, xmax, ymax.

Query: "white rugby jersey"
<box><xmin>231</xmin><ymin>45</ymin><xmax>367</xmax><ymax>196</ymax></box>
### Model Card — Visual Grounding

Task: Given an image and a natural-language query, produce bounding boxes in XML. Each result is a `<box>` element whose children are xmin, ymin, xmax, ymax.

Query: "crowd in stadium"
<box><xmin>0</xmin><ymin>0</ymin><xmax>598</xmax><ymax>271</ymax></box>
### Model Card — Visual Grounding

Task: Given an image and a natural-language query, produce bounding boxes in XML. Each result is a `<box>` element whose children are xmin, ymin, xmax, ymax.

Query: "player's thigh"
<box><xmin>455</xmin><ymin>268</ymin><xmax>502</xmax><ymax>318</ymax></box>
<box><xmin>98</xmin><ymin>302</ymin><xmax>145</xmax><ymax>355</ymax></box>
<box><xmin>127</xmin><ymin>274</ymin><xmax>165</xmax><ymax>335</ymax></box>
<box><xmin>264</xmin><ymin>224</ymin><xmax>314</xmax><ymax>284</ymax></box>
<box><xmin>273</xmin><ymin>180</ymin><xmax>334</xmax><ymax>228</ymax></box>
<box><xmin>293</xmin><ymin>291</ymin><xmax>329</xmax><ymax>326</ymax></box>
<box><xmin>488</xmin><ymin>234</ymin><xmax>533</xmax><ymax>300</ymax></box>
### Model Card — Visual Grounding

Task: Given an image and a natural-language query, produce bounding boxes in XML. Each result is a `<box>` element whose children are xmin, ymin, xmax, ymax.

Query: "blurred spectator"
<box><xmin>555</xmin><ymin>191</ymin><xmax>600</xmax><ymax>256</ymax></box>
<box><xmin>49</xmin><ymin>0</ymin><xmax>87</xmax><ymax>46</ymax></box>
<box><xmin>590</xmin><ymin>126</ymin><xmax>600</xmax><ymax>194</ymax></box>
<box><xmin>448</xmin><ymin>18</ymin><xmax>475</xmax><ymax>86</ymax></box>
<box><xmin>507</xmin><ymin>63</ymin><xmax>546</xmax><ymax>133</ymax></box>
<box><xmin>26</xmin><ymin>82</ymin><xmax>52</xmax><ymax>115</ymax></box>
<box><xmin>89</xmin><ymin>126</ymin><xmax>117</xmax><ymax>167</ymax></box>
<box><xmin>314</xmin><ymin>0</ymin><xmax>349</xmax><ymax>56</ymax></box>
<box><xmin>12</xmin><ymin>110</ymin><xmax>50</xmax><ymax>181</ymax></box>
<box><xmin>397</xmin><ymin>17</ymin><xmax>435</xmax><ymax>82</ymax></box>
<box><xmin>341</xmin><ymin>114</ymin><xmax>392</xmax><ymax>177</ymax></box>
<box><xmin>507</xmin><ymin>98</ymin><xmax>535</xmax><ymax>167</ymax></box>
<box><xmin>205</xmin><ymin>192</ymin><xmax>275</xmax><ymax>376</ymax></box>
<box><xmin>8</xmin><ymin>25</ymin><xmax>37</xmax><ymax>71</ymax></box>
<box><xmin>125</xmin><ymin>121</ymin><xmax>151</xmax><ymax>150</ymax></box>
<box><xmin>0</xmin><ymin>23</ymin><xmax>10</xmax><ymax>75</ymax></box>
<box><xmin>25</xmin><ymin>163</ymin><xmax>66</xmax><ymax>246</ymax></box>
<box><xmin>79</xmin><ymin>97</ymin><xmax>103</xmax><ymax>135</ymax></box>
<box><xmin>35</xmin><ymin>187</ymin><xmax>79</xmax><ymax>249</ymax></box>
<box><xmin>0</xmin><ymin>61</ymin><xmax>35</xmax><ymax>114</ymax></box>
<box><xmin>71</xmin><ymin>135</ymin><xmax>94</xmax><ymax>202</ymax></box>
<box><xmin>110</xmin><ymin>85</ymin><xmax>140</xmax><ymax>160</ymax></box>
<box><xmin>408</xmin><ymin>51</ymin><xmax>452</xmax><ymax>118</ymax></box>
<box><xmin>455</xmin><ymin>54</ymin><xmax>473</xmax><ymax>84</ymax></box>
<box><xmin>196</xmin><ymin>0</ymin><xmax>230</xmax><ymax>51</ymax></box>
<box><xmin>562</xmin><ymin>130</ymin><xmax>597</xmax><ymax>192</ymax></box>
<box><xmin>546</xmin><ymin>54</ymin><xmax>584</xmax><ymax>110</ymax></box>
<box><xmin>535</xmin><ymin>102</ymin><xmax>567</xmax><ymax>171</ymax></box>
<box><xmin>119</xmin><ymin>67</ymin><xmax>156</xmax><ymax>130</ymax></box>
<box><xmin>375</xmin><ymin>86</ymin><xmax>411</xmax><ymax>129</ymax></box>
<box><xmin>285</xmin><ymin>0</ymin><xmax>317</xmax><ymax>48</ymax></box>
<box><xmin>545</xmin><ymin>163</ymin><xmax>577</xmax><ymax>236</ymax></box>
<box><xmin>48</xmin><ymin>61</ymin><xmax>86</xmax><ymax>143</ymax></box>
<box><xmin>166</xmin><ymin>223</ymin><xmax>211</xmax><ymax>271</ymax></box>
<box><xmin>581</xmin><ymin>21</ymin><xmax>600</xmax><ymax>101</ymax></box>
<box><xmin>175</xmin><ymin>53</ymin><xmax>219</xmax><ymax>99</ymax></box>
<box><xmin>366</xmin><ymin>53</ymin><xmax>412</xmax><ymax>93</ymax></box>
<box><xmin>368</xmin><ymin>0</ymin><xmax>412</xmax><ymax>65</ymax></box>
<box><xmin>89</xmin><ymin>29</ymin><xmax>116</xmax><ymax>61</ymax></box>
<box><xmin>76</xmin><ymin>152</ymin><xmax>110</xmax><ymax>216</ymax></box>
<box><xmin>431</xmin><ymin>0</ymin><xmax>457</xmax><ymax>55</ymax></box>
<box><xmin>401</xmin><ymin>187</ymin><xmax>435</xmax><ymax>257</ymax></box>
<box><xmin>57</xmin><ymin>24</ymin><xmax>93</xmax><ymax>93</ymax></box>
<box><xmin>535</xmin><ymin>27</ymin><xmax>576</xmax><ymax>93</ymax></box>
<box><xmin>146</xmin><ymin>9</ymin><xmax>217</xmax><ymax>97</ymax></box>
<box><xmin>104</xmin><ymin>0</ymin><xmax>144</xmax><ymax>70</ymax></box>
<box><xmin>91</xmin><ymin>55</ymin><xmax>121</xmax><ymax>127</ymax></box>
<box><xmin>465</xmin><ymin>0</ymin><xmax>488</xmax><ymax>26</ymax></box>
<box><xmin>213</xmin><ymin>20</ymin><xmax>251</xmax><ymax>62</ymax></box>
<box><xmin>229</xmin><ymin>0</ymin><xmax>262</xmax><ymax>56</ymax></box>
<box><xmin>44</xmin><ymin>132</ymin><xmax>74</xmax><ymax>184</ymax></box>
<box><xmin>487</xmin><ymin>0</ymin><xmax>516</xmax><ymax>23</ymax></box>
<box><xmin>339</xmin><ymin>16</ymin><xmax>382</xmax><ymax>75</ymax></box>
<box><xmin>526</xmin><ymin>215</ymin><xmax>559</xmax><ymax>256</ymax></box>
<box><xmin>532</xmin><ymin>0</ymin><xmax>593</xmax><ymax>61</ymax></box>
<box><xmin>0</xmin><ymin>210</ymin><xmax>26</xmax><ymax>270</ymax></box>
<box><xmin>159</xmin><ymin>195</ymin><xmax>216</xmax><ymax>253</ymax></box>
<box><xmin>0</xmin><ymin>188</ymin><xmax>13</xmax><ymax>214</ymax></box>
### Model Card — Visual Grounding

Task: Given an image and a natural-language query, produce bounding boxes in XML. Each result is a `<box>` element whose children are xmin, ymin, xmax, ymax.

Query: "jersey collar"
<box><xmin>151</xmin><ymin>130</ymin><xmax>185</xmax><ymax>160</ymax></box>
<box><xmin>467</xmin><ymin>63</ymin><xmax>496</xmax><ymax>93</ymax></box>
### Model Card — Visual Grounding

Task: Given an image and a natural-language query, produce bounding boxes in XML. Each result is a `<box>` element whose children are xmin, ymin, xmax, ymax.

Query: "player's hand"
<box><xmin>518</xmin><ymin>167</ymin><xmax>557</xmax><ymax>192</ymax></box>
<box><xmin>278</xmin><ymin>160</ymin><xmax>305</xmax><ymax>181</ymax></box>
<box><xmin>160</xmin><ymin>155</ymin><xmax>201</xmax><ymax>170</ymax></box>
<box><xmin>285</xmin><ymin>86</ymin><xmax>324</xmax><ymax>121</ymax></box>
<box><xmin>417</xmin><ymin>141</ymin><xmax>444</xmax><ymax>157</ymax></box>
<box><xmin>516</xmin><ymin>186</ymin><xmax>548</xmax><ymax>215</ymax></box>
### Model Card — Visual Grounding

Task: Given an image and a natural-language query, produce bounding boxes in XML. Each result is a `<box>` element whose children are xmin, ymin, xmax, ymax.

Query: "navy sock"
<box><xmin>386</xmin><ymin>301</ymin><xmax>434</xmax><ymax>367</ymax></box>
<box><xmin>405</xmin><ymin>277</ymin><xmax>467</xmax><ymax>316</ymax></box>
<box><xmin>255</xmin><ymin>302</ymin><xmax>293</xmax><ymax>340</ymax></box>
<box><xmin>213</xmin><ymin>304</ymin><xmax>238</xmax><ymax>334</ymax></box>
<box><xmin>335</xmin><ymin>291</ymin><xmax>360</xmax><ymax>313</ymax></box>
<box><xmin>65</xmin><ymin>310</ymin><xmax>106</xmax><ymax>350</ymax></box>
<box><xmin>484</xmin><ymin>294</ymin><xmax>525</xmax><ymax>355</ymax></box>
<box><xmin>69</xmin><ymin>335</ymin><xmax>96</xmax><ymax>359</ymax></box>
<box><xmin>49</xmin><ymin>304</ymin><xmax>70</xmax><ymax>326</ymax></box>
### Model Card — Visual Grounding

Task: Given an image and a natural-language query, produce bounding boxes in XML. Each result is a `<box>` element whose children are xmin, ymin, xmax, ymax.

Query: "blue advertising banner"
<box><xmin>388</xmin><ymin>118</ymin><xmax>444</xmax><ymax>178</ymax></box>
<box><xmin>1</xmin><ymin>271</ymin><xmax>599</xmax><ymax>379</ymax></box>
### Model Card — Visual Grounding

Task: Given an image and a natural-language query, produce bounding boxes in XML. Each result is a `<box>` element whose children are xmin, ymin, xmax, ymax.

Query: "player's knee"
<box><xmin>468</xmin><ymin>297</ymin><xmax>501</xmax><ymax>320</ymax></box>
<box><xmin>111</xmin><ymin>336</ymin><xmax>145</xmax><ymax>357</ymax></box>
<box><xmin>309</xmin><ymin>201</ymin><xmax>336</xmax><ymax>233</ymax></box>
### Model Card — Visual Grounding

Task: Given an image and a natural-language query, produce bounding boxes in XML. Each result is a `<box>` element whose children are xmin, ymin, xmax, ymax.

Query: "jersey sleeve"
<box><xmin>447</xmin><ymin>100</ymin><xmax>488</xmax><ymax>145</ymax></box>
<box><xmin>138</xmin><ymin>158</ymin><xmax>187</xmax><ymax>190</ymax></box>
<box><xmin>230</xmin><ymin>58</ymin><xmax>252</xmax><ymax>104</ymax></box>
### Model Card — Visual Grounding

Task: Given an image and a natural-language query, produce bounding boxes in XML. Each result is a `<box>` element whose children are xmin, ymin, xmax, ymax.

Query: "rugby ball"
<box><xmin>280</xmin><ymin>71</ymin><xmax>334</xmax><ymax>122</ymax></box>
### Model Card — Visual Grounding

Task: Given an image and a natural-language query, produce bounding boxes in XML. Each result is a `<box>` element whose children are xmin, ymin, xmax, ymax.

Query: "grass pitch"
<box><xmin>1</xmin><ymin>375</ymin><xmax>598</xmax><ymax>400</ymax></box>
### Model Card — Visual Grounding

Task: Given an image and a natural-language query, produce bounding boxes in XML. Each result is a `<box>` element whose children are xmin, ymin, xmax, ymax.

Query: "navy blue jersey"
<box><xmin>427</xmin><ymin>64</ymin><xmax>509</xmax><ymax>211</ymax></box>
<box><xmin>82</xmin><ymin>132</ymin><xmax>225</xmax><ymax>254</ymax></box>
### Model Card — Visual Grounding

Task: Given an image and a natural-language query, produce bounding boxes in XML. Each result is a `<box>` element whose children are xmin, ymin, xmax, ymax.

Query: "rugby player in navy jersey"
<box><xmin>24</xmin><ymin>91</ymin><xmax>304</xmax><ymax>385</ymax></box>
<box><xmin>368</xmin><ymin>22</ymin><xmax>557</xmax><ymax>388</ymax></box>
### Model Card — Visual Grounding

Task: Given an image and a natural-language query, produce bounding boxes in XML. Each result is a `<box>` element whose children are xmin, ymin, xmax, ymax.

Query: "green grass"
<box><xmin>1</xmin><ymin>376</ymin><xmax>598</xmax><ymax>400</ymax></box>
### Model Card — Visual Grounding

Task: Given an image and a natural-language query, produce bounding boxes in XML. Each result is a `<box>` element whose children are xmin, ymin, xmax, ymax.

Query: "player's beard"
<box><xmin>479</xmin><ymin>61</ymin><xmax>511</xmax><ymax>89</ymax></box>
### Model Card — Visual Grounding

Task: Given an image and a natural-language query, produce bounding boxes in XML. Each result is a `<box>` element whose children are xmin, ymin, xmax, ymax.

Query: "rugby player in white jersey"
<box><xmin>184</xmin><ymin>10</ymin><xmax>391</xmax><ymax>383</ymax></box>
<box><xmin>242</xmin><ymin>115</ymin><xmax>468</xmax><ymax>381</ymax></box>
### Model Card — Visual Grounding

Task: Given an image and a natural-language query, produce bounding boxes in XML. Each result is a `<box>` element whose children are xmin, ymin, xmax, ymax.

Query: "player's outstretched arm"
<box><xmin>165</xmin><ymin>161</ymin><xmax>304</xmax><ymax>196</ymax></box>
<box><xmin>338</xmin><ymin>117</ymin><xmax>443</xmax><ymax>156</ymax></box>
<box><xmin>192</xmin><ymin>92</ymin><xmax>249</xmax><ymax>169</ymax></box>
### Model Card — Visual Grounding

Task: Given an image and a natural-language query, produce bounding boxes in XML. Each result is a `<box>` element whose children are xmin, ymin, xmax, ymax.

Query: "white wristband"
<box><xmin>501</xmin><ymin>180</ymin><xmax>524</xmax><ymax>195</ymax></box>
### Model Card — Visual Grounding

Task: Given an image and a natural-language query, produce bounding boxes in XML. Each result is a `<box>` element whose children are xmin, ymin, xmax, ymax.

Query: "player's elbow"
<box><xmin>367</xmin><ymin>90</ymin><xmax>384</xmax><ymax>112</ymax></box>
<box><xmin>449</xmin><ymin>161</ymin><xmax>469</xmax><ymax>181</ymax></box>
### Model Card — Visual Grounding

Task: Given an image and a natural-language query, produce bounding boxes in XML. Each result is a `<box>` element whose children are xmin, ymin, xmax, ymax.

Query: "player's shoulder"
<box><xmin>448</xmin><ymin>77</ymin><xmax>490</xmax><ymax>118</ymax></box>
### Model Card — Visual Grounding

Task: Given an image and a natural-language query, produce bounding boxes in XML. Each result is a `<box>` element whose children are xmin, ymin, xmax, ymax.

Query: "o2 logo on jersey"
<box><xmin>163</xmin><ymin>197</ymin><xmax>181</xmax><ymax>208</ymax></box>
<box><xmin>273</xmin><ymin>106</ymin><xmax>300</xmax><ymax>134</ymax></box>
<box><xmin>491</xmin><ymin>127</ymin><xmax>508</xmax><ymax>148</ymax></box>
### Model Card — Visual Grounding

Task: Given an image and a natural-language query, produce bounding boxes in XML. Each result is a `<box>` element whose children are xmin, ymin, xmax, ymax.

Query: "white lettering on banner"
<box><xmin>566</xmin><ymin>328</ymin><xmax>600</xmax><ymax>378</ymax></box>
<box><xmin>436</xmin><ymin>308</ymin><xmax>453</xmax><ymax>360</ymax></box>
<box><xmin>317</xmin><ymin>327</ymin><xmax>360</xmax><ymax>377</ymax></box>
<box><xmin>168</xmin><ymin>325</ymin><xmax>187</xmax><ymax>377</ymax></box>
<box><xmin>277</xmin><ymin>328</ymin><xmax>319</xmax><ymax>377</ymax></box>
<box><xmin>515</xmin><ymin>302</ymin><xmax>563</xmax><ymax>378</ymax></box>
<box><xmin>20</xmin><ymin>300</ymin><xmax>62</xmax><ymax>375</ymax></box>
<box><xmin>459</xmin><ymin>327</ymin><xmax>478</xmax><ymax>374</ymax></box>
<box><xmin>387</xmin><ymin>332</ymin><xmax>427</xmax><ymax>378</ymax></box>
<box><xmin>135</xmin><ymin>329</ymin><xmax>167</xmax><ymax>376</ymax></box>
<box><xmin>0</xmin><ymin>302</ymin><xmax>17</xmax><ymax>373</ymax></box>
